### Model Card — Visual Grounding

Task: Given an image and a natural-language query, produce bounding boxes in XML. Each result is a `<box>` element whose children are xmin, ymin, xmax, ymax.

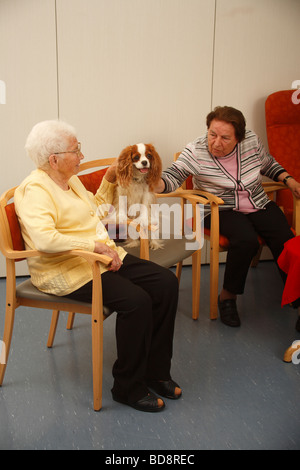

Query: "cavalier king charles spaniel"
<box><xmin>112</xmin><ymin>143</ymin><xmax>163</xmax><ymax>249</ymax></box>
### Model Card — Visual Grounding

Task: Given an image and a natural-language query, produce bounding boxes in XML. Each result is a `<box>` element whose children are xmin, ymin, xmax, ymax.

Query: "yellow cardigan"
<box><xmin>15</xmin><ymin>169</ymin><xmax>127</xmax><ymax>296</ymax></box>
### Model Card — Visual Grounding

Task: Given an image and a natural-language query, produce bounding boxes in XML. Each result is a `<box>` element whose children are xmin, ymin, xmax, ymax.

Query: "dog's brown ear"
<box><xmin>117</xmin><ymin>145</ymin><xmax>134</xmax><ymax>187</ymax></box>
<box><xmin>146</xmin><ymin>144</ymin><xmax>162</xmax><ymax>190</ymax></box>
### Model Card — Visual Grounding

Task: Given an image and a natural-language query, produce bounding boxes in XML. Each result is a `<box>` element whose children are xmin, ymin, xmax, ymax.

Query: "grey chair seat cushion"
<box><xmin>16</xmin><ymin>235</ymin><xmax>198</xmax><ymax>317</ymax></box>
<box><xmin>16</xmin><ymin>279</ymin><xmax>112</xmax><ymax>316</ymax></box>
<box><xmin>117</xmin><ymin>236</ymin><xmax>198</xmax><ymax>268</ymax></box>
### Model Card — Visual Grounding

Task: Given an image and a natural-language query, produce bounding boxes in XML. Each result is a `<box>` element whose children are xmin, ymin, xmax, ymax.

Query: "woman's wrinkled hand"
<box><xmin>94</xmin><ymin>241</ymin><xmax>123</xmax><ymax>271</ymax></box>
<box><xmin>104</xmin><ymin>162</ymin><xmax>117</xmax><ymax>184</ymax></box>
<box><xmin>287</xmin><ymin>178</ymin><xmax>300</xmax><ymax>199</ymax></box>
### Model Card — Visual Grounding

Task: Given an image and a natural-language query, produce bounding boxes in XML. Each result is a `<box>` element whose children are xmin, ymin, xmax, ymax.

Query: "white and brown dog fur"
<box><xmin>113</xmin><ymin>143</ymin><xmax>163</xmax><ymax>249</ymax></box>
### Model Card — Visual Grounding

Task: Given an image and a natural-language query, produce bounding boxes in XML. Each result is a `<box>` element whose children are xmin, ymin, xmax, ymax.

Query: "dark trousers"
<box><xmin>65</xmin><ymin>254</ymin><xmax>179</xmax><ymax>403</ymax></box>
<box><xmin>204</xmin><ymin>201</ymin><xmax>297</xmax><ymax>301</ymax></box>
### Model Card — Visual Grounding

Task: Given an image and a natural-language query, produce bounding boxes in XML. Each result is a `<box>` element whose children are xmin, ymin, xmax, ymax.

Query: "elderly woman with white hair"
<box><xmin>14</xmin><ymin>120</ymin><xmax>182</xmax><ymax>412</ymax></box>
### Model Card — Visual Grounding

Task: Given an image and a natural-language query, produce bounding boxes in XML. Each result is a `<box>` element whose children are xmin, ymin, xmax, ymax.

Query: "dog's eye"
<box><xmin>146</xmin><ymin>154</ymin><xmax>152</xmax><ymax>159</ymax></box>
<box><xmin>132</xmin><ymin>155</ymin><xmax>140</xmax><ymax>162</ymax></box>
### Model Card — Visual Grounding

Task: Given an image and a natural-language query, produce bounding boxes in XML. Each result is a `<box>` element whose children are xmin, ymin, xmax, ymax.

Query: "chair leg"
<box><xmin>192</xmin><ymin>250</ymin><xmax>201</xmax><ymax>320</ymax></box>
<box><xmin>47</xmin><ymin>310</ymin><xmax>60</xmax><ymax>348</ymax></box>
<box><xmin>66</xmin><ymin>312</ymin><xmax>75</xmax><ymax>330</ymax></box>
<box><xmin>209</xmin><ymin>203</ymin><xmax>220</xmax><ymax>320</ymax></box>
<box><xmin>209</xmin><ymin>246</ymin><xmax>219</xmax><ymax>320</ymax></box>
<box><xmin>92</xmin><ymin>316</ymin><xmax>103</xmax><ymax>411</ymax></box>
<box><xmin>0</xmin><ymin>303</ymin><xmax>15</xmax><ymax>386</ymax></box>
<box><xmin>176</xmin><ymin>261</ymin><xmax>183</xmax><ymax>284</ymax></box>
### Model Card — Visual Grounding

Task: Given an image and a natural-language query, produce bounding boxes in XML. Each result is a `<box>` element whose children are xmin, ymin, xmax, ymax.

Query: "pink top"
<box><xmin>218</xmin><ymin>149</ymin><xmax>259</xmax><ymax>214</ymax></box>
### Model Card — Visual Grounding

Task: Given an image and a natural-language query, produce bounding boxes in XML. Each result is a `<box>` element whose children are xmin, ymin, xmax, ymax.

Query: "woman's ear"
<box><xmin>48</xmin><ymin>154</ymin><xmax>59</xmax><ymax>169</ymax></box>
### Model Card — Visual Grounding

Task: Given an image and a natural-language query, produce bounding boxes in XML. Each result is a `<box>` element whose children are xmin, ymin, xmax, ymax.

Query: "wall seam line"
<box><xmin>54</xmin><ymin>0</ymin><xmax>60</xmax><ymax>119</ymax></box>
<box><xmin>210</xmin><ymin>0</ymin><xmax>217</xmax><ymax>111</ymax></box>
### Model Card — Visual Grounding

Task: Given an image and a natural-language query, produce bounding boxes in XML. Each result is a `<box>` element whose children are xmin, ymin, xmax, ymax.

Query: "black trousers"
<box><xmin>65</xmin><ymin>254</ymin><xmax>179</xmax><ymax>403</ymax></box>
<box><xmin>204</xmin><ymin>201</ymin><xmax>299</xmax><ymax>306</ymax></box>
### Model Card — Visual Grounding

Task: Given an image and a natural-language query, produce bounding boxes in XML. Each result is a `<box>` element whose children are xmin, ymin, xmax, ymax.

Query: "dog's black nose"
<box><xmin>142</xmin><ymin>160</ymin><xmax>148</xmax><ymax>166</ymax></box>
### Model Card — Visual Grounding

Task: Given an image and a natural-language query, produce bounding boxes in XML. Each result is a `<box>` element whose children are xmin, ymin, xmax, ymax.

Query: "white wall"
<box><xmin>56</xmin><ymin>0</ymin><xmax>215</xmax><ymax>161</ymax></box>
<box><xmin>0</xmin><ymin>0</ymin><xmax>58</xmax><ymax>275</ymax></box>
<box><xmin>0</xmin><ymin>0</ymin><xmax>299</xmax><ymax>276</ymax></box>
<box><xmin>212</xmin><ymin>0</ymin><xmax>300</xmax><ymax>148</ymax></box>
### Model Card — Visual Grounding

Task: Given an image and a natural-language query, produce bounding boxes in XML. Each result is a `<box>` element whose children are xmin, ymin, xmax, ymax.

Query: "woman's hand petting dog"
<box><xmin>105</xmin><ymin>162</ymin><xmax>118</xmax><ymax>184</ymax></box>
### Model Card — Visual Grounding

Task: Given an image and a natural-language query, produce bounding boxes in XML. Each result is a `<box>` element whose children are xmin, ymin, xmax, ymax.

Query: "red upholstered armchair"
<box><xmin>265</xmin><ymin>89</ymin><xmax>300</xmax><ymax>231</ymax></box>
<box><xmin>266</xmin><ymin>90</ymin><xmax>300</xmax><ymax>363</ymax></box>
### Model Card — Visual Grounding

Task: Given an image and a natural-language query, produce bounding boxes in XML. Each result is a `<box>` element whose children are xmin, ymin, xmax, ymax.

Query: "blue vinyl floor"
<box><xmin>0</xmin><ymin>261</ymin><xmax>299</xmax><ymax>450</ymax></box>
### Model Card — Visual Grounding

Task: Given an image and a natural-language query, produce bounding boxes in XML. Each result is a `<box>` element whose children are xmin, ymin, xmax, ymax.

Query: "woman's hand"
<box><xmin>104</xmin><ymin>162</ymin><xmax>117</xmax><ymax>184</ymax></box>
<box><xmin>94</xmin><ymin>241</ymin><xmax>123</xmax><ymax>271</ymax></box>
<box><xmin>152</xmin><ymin>178</ymin><xmax>166</xmax><ymax>194</ymax></box>
<box><xmin>287</xmin><ymin>178</ymin><xmax>300</xmax><ymax>199</ymax></box>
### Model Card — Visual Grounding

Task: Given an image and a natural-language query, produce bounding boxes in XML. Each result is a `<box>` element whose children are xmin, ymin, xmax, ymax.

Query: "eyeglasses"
<box><xmin>53</xmin><ymin>142</ymin><xmax>81</xmax><ymax>157</ymax></box>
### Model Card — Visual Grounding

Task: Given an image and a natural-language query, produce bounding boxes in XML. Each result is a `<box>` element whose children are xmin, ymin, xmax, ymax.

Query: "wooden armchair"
<box><xmin>174</xmin><ymin>153</ymin><xmax>300</xmax><ymax>320</ymax></box>
<box><xmin>73</xmin><ymin>159</ymin><xmax>209</xmax><ymax>320</ymax></box>
<box><xmin>0</xmin><ymin>186</ymin><xmax>113</xmax><ymax>411</ymax></box>
<box><xmin>265</xmin><ymin>90</ymin><xmax>300</xmax><ymax>228</ymax></box>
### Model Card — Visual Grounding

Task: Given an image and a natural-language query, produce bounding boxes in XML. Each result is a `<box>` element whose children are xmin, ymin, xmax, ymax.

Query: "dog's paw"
<box><xmin>124</xmin><ymin>239</ymin><xmax>140</xmax><ymax>249</ymax></box>
<box><xmin>150</xmin><ymin>239</ymin><xmax>164</xmax><ymax>250</ymax></box>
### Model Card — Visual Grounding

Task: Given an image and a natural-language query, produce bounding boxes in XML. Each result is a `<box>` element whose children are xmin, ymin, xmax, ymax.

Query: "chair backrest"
<box><xmin>265</xmin><ymin>90</ymin><xmax>300</xmax><ymax>225</ymax></box>
<box><xmin>0</xmin><ymin>187</ymin><xmax>26</xmax><ymax>262</ymax></box>
<box><xmin>5</xmin><ymin>202</ymin><xmax>25</xmax><ymax>252</ymax></box>
<box><xmin>77</xmin><ymin>158</ymin><xmax>116</xmax><ymax>194</ymax></box>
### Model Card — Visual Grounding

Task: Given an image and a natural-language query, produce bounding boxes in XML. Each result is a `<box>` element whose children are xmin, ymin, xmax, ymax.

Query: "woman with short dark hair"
<box><xmin>155</xmin><ymin>106</ymin><xmax>300</xmax><ymax>329</ymax></box>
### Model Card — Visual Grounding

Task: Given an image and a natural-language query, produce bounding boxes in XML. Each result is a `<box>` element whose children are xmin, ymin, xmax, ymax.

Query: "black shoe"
<box><xmin>112</xmin><ymin>392</ymin><xmax>165</xmax><ymax>412</ymax></box>
<box><xmin>218</xmin><ymin>295</ymin><xmax>241</xmax><ymax>327</ymax></box>
<box><xmin>296</xmin><ymin>317</ymin><xmax>300</xmax><ymax>333</ymax></box>
<box><xmin>147</xmin><ymin>379</ymin><xmax>182</xmax><ymax>400</ymax></box>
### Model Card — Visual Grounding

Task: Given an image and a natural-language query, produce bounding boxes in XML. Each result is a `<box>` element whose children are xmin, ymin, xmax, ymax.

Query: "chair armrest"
<box><xmin>103</xmin><ymin>217</ymin><xmax>158</xmax><ymax>235</ymax></box>
<box><xmin>157</xmin><ymin>189</ymin><xmax>224</xmax><ymax>206</ymax></box>
<box><xmin>4</xmin><ymin>246</ymin><xmax>112</xmax><ymax>266</ymax></box>
<box><xmin>262</xmin><ymin>181</ymin><xmax>286</xmax><ymax>194</ymax></box>
<box><xmin>262</xmin><ymin>182</ymin><xmax>300</xmax><ymax>234</ymax></box>
<box><xmin>69</xmin><ymin>250</ymin><xmax>113</xmax><ymax>266</ymax></box>
<box><xmin>293</xmin><ymin>196</ymin><xmax>300</xmax><ymax>235</ymax></box>
<box><xmin>161</xmin><ymin>190</ymin><xmax>223</xmax><ymax>248</ymax></box>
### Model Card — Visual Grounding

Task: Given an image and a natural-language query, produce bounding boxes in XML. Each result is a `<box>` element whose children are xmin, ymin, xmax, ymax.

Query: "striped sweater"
<box><xmin>162</xmin><ymin>130</ymin><xmax>286</xmax><ymax>213</ymax></box>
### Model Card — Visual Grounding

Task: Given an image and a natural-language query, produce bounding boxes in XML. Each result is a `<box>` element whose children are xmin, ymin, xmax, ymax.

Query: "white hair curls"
<box><xmin>25</xmin><ymin>120</ymin><xmax>77</xmax><ymax>169</ymax></box>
